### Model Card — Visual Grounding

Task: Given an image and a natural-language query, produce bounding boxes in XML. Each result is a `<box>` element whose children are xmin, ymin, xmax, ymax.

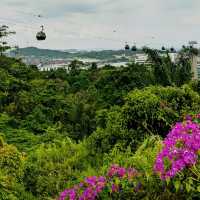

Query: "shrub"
<box><xmin>122</xmin><ymin>85</ymin><xmax>200</xmax><ymax>137</ymax></box>
<box><xmin>88</xmin><ymin>85</ymin><xmax>200</xmax><ymax>154</ymax></box>
<box><xmin>58</xmin><ymin>136</ymin><xmax>163</xmax><ymax>200</ymax></box>
<box><xmin>58</xmin><ymin>164</ymin><xmax>139</xmax><ymax>200</ymax></box>
<box><xmin>0</xmin><ymin>137</ymin><xmax>35</xmax><ymax>200</ymax></box>
<box><xmin>23</xmin><ymin>139</ymin><xmax>91</xmax><ymax>199</ymax></box>
<box><xmin>0</xmin><ymin>136</ymin><xmax>24</xmax><ymax>180</ymax></box>
<box><xmin>154</xmin><ymin>115</ymin><xmax>200</xmax><ymax>199</ymax></box>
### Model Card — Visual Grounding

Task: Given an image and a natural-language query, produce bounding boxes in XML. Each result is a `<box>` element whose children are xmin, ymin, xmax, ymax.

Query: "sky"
<box><xmin>1</xmin><ymin>0</ymin><xmax>200</xmax><ymax>50</ymax></box>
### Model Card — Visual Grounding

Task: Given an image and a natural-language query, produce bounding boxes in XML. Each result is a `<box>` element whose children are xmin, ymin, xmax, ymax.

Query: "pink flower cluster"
<box><xmin>58</xmin><ymin>165</ymin><xmax>138</xmax><ymax>200</ymax></box>
<box><xmin>80</xmin><ymin>176</ymin><xmax>106</xmax><ymax>200</ymax></box>
<box><xmin>108</xmin><ymin>164</ymin><xmax>138</xmax><ymax>193</ymax></box>
<box><xmin>59</xmin><ymin>176</ymin><xmax>106</xmax><ymax>200</ymax></box>
<box><xmin>108</xmin><ymin>164</ymin><xmax>138</xmax><ymax>180</ymax></box>
<box><xmin>154</xmin><ymin>119</ymin><xmax>200</xmax><ymax>180</ymax></box>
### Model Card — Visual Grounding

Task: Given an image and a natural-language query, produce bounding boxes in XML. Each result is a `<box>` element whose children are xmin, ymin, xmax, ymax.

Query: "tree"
<box><xmin>0</xmin><ymin>25</ymin><xmax>15</xmax><ymax>55</ymax></box>
<box><xmin>90</xmin><ymin>62</ymin><xmax>98</xmax><ymax>70</ymax></box>
<box><xmin>68</xmin><ymin>60</ymin><xmax>84</xmax><ymax>75</ymax></box>
<box><xmin>143</xmin><ymin>47</ymin><xmax>192</xmax><ymax>86</ymax></box>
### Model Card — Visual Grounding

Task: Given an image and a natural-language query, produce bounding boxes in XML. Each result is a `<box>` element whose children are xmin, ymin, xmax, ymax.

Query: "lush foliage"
<box><xmin>59</xmin><ymin>165</ymin><xmax>139</xmax><ymax>200</ymax></box>
<box><xmin>59</xmin><ymin>117</ymin><xmax>200</xmax><ymax>200</ymax></box>
<box><xmin>0</xmin><ymin>36</ymin><xmax>200</xmax><ymax>199</ymax></box>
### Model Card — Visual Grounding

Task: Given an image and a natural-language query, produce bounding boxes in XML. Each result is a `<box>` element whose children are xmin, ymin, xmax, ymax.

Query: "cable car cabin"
<box><xmin>125</xmin><ymin>44</ymin><xmax>130</xmax><ymax>50</ymax></box>
<box><xmin>189</xmin><ymin>45</ymin><xmax>193</xmax><ymax>49</ymax></box>
<box><xmin>36</xmin><ymin>31</ymin><xmax>46</xmax><ymax>40</ymax></box>
<box><xmin>170</xmin><ymin>47</ymin><xmax>175</xmax><ymax>53</ymax></box>
<box><xmin>36</xmin><ymin>26</ymin><xmax>46</xmax><ymax>41</ymax></box>
<box><xmin>131</xmin><ymin>46</ymin><xmax>137</xmax><ymax>51</ymax></box>
<box><xmin>161</xmin><ymin>46</ymin><xmax>165</xmax><ymax>51</ymax></box>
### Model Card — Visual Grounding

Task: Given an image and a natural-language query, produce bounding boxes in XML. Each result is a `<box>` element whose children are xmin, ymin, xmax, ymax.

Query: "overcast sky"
<box><xmin>1</xmin><ymin>0</ymin><xmax>200</xmax><ymax>50</ymax></box>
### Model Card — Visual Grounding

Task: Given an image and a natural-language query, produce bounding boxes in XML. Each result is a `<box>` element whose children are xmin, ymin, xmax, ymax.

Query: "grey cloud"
<box><xmin>1</xmin><ymin>0</ymin><xmax>200</xmax><ymax>49</ymax></box>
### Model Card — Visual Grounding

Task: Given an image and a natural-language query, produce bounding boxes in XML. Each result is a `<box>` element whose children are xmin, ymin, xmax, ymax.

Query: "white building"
<box><xmin>134</xmin><ymin>53</ymin><xmax>149</xmax><ymax>64</ymax></box>
<box><xmin>168</xmin><ymin>53</ymin><xmax>178</xmax><ymax>63</ymax></box>
<box><xmin>38</xmin><ymin>63</ymin><xmax>69</xmax><ymax>71</ymax></box>
<box><xmin>192</xmin><ymin>56</ymin><xmax>200</xmax><ymax>80</ymax></box>
<box><xmin>134</xmin><ymin>52</ymin><xmax>179</xmax><ymax>65</ymax></box>
<box><xmin>197</xmin><ymin>58</ymin><xmax>200</xmax><ymax>79</ymax></box>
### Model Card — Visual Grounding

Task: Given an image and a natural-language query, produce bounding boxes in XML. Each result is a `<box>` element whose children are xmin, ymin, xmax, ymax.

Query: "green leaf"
<box><xmin>197</xmin><ymin>185</ymin><xmax>200</xmax><ymax>192</ymax></box>
<box><xmin>186</xmin><ymin>183</ymin><xmax>191</xmax><ymax>193</ymax></box>
<box><xmin>166</xmin><ymin>178</ymin><xmax>170</xmax><ymax>186</ymax></box>
<box><xmin>174</xmin><ymin>180</ymin><xmax>180</xmax><ymax>191</ymax></box>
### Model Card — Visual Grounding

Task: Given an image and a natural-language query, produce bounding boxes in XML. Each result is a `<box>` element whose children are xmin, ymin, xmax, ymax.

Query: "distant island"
<box><xmin>7</xmin><ymin>47</ymin><xmax>142</xmax><ymax>69</ymax></box>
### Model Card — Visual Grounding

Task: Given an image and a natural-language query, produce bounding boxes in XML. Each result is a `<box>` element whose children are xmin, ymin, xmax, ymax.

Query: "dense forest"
<box><xmin>0</xmin><ymin>25</ymin><xmax>200</xmax><ymax>199</ymax></box>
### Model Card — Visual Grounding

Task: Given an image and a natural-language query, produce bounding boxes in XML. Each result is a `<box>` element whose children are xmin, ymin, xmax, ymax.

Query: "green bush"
<box><xmin>0</xmin><ymin>137</ymin><xmax>36</xmax><ymax>200</ymax></box>
<box><xmin>0</xmin><ymin>137</ymin><xmax>24</xmax><ymax>180</ymax></box>
<box><xmin>23</xmin><ymin>139</ymin><xmax>91</xmax><ymax>199</ymax></box>
<box><xmin>88</xmin><ymin>85</ymin><xmax>200</xmax><ymax>154</ymax></box>
<box><xmin>122</xmin><ymin>85</ymin><xmax>200</xmax><ymax>137</ymax></box>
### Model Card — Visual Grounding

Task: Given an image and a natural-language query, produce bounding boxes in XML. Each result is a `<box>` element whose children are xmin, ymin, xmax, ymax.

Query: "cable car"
<box><xmin>125</xmin><ymin>43</ymin><xmax>130</xmax><ymax>50</ymax></box>
<box><xmin>131</xmin><ymin>45</ymin><xmax>137</xmax><ymax>51</ymax></box>
<box><xmin>170</xmin><ymin>47</ymin><xmax>175</xmax><ymax>52</ymax></box>
<box><xmin>189</xmin><ymin>45</ymin><xmax>193</xmax><ymax>49</ymax></box>
<box><xmin>161</xmin><ymin>46</ymin><xmax>165</xmax><ymax>51</ymax></box>
<box><xmin>36</xmin><ymin>25</ymin><xmax>46</xmax><ymax>41</ymax></box>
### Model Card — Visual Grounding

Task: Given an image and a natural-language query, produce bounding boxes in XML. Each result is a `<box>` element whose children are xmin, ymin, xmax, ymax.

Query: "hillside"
<box><xmin>9</xmin><ymin>47</ymin><xmax>139</xmax><ymax>60</ymax></box>
<box><xmin>11</xmin><ymin>47</ymin><xmax>70</xmax><ymax>58</ymax></box>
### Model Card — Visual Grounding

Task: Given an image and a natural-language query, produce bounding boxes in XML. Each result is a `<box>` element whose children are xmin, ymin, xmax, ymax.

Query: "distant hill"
<box><xmin>15</xmin><ymin>47</ymin><xmax>70</xmax><ymax>58</ymax></box>
<box><xmin>9</xmin><ymin>47</ymin><xmax>140</xmax><ymax>60</ymax></box>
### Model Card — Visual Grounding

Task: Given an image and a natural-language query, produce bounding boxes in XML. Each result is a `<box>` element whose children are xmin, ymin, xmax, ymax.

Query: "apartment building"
<box><xmin>192</xmin><ymin>55</ymin><xmax>200</xmax><ymax>80</ymax></box>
